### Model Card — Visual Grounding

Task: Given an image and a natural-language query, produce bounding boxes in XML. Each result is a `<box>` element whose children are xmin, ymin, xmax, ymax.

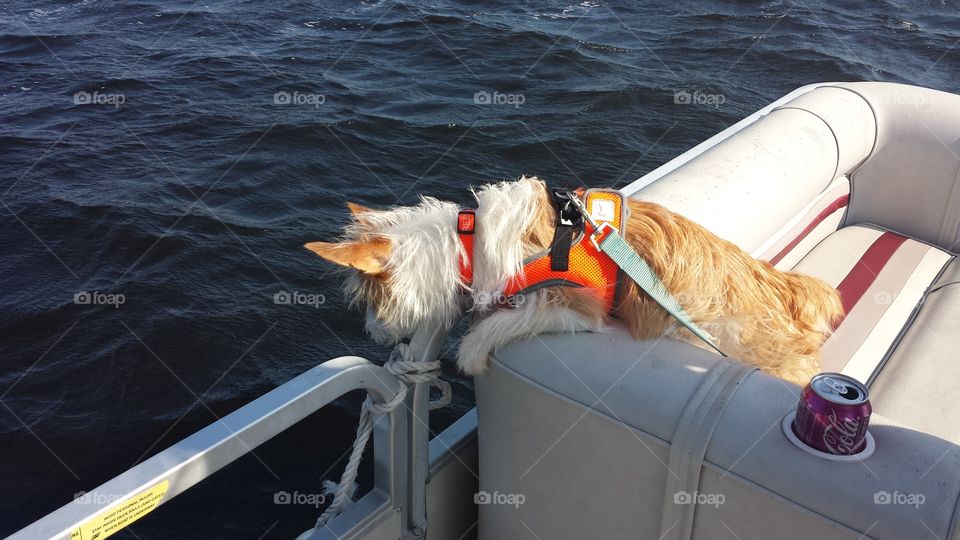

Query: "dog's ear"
<box><xmin>304</xmin><ymin>238</ymin><xmax>391</xmax><ymax>274</ymax></box>
<box><xmin>346</xmin><ymin>201</ymin><xmax>375</xmax><ymax>217</ymax></box>
<box><xmin>346</xmin><ymin>201</ymin><xmax>378</xmax><ymax>228</ymax></box>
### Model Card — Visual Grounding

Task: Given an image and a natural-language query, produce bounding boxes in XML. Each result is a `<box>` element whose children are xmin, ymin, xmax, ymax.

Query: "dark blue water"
<box><xmin>1</xmin><ymin>1</ymin><xmax>958</xmax><ymax>537</ymax></box>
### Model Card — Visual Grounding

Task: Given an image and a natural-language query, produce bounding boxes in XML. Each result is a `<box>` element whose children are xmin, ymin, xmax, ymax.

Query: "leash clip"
<box><xmin>589</xmin><ymin>221</ymin><xmax>617</xmax><ymax>250</ymax></box>
<box><xmin>565</xmin><ymin>193</ymin><xmax>618</xmax><ymax>250</ymax></box>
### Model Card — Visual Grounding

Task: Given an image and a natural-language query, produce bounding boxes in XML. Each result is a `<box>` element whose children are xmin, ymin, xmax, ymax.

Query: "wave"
<box><xmin>0</xmin><ymin>33</ymin><xmax>89</xmax><ymax>57</ymax></box>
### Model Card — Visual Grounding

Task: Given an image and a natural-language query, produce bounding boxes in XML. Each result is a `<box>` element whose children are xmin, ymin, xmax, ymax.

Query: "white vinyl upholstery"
<box><xmin>791</xmin><ymin>225</ymin><xmax>952</xmax><ymax>380</ymax></box>
<box><xmin>477</xmin><ymin>335</ymin><xmax>960</xmax><ymax>540</ymax></box>
<box><xmin>844</xmin><ymin>83</ymin><xmax>960</xmax><ymax>252</ymax></box>
<box><xmin>775</xmin><ymin>85</ymin><xmax>877</xmax><ymax>175</ymax></box>
<box><xmin>870</xmin><ymin>259</ymin><xmax>960</xmax><ymax>443</ymax></box>
<box><xmin>474</xmin><ymin>82</ymin><xmax>960</xmax><ymax>540</ymax></box>
<box><xmin>639</xmin><ymin>107</ymin><xmax>842</xmax><ymax>254</ymax></box>
<box><xmin>637</xmin><ymin>85</ymin><xmax>876</xmax><ymax>255</ymax></box>
<box><xmin>755</xmin><ymin>176</ymin><xmax>850</xmax><ymax>269</ymax></box>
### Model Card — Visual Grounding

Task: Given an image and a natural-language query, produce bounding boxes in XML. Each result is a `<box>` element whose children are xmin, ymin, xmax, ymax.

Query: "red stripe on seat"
<box><xmin>769</xmin><ymin>195</ymin><xmax>850</xmax><ymax>266</ymax></box>
<box><xmin>835</xmin><ymin>232</ymin><xmax>908</xmax><ymax>321</ymax></box>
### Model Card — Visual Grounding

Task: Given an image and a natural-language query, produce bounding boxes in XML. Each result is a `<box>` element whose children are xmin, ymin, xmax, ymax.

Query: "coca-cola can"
<box><xmin>792</xmin><ymin>373</ymin><xmax>872</xmax><ymax>455</ymax></box>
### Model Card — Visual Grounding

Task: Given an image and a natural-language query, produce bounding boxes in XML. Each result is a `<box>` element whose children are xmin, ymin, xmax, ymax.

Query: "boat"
<box><xmin>13</xmin><ymin>81</ymin><xmax>960</xmax><ymax>540</ymax></box>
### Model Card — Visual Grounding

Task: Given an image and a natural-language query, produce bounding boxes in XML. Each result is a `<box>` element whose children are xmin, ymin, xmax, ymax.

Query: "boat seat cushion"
<box><xmin>870</xmin><ymin>258</ymin><xmax>960</xmax><ymax>443</ymax></box>
<box><xmin>476</xmin><ymin>332</ymin><xmax>960</xmax><ymax>540</ymax></box>
<box><xmin>790</xmin><ymin>225</ymin><xmax>952</xmax><ymax>382</ymax></box>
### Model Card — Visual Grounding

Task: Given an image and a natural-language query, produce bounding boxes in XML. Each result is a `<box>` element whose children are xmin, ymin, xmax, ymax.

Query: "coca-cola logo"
<box><xmin>822</xmin><ymin>410</ymin><xmax>866</xmax><ymax>454</ymax></box>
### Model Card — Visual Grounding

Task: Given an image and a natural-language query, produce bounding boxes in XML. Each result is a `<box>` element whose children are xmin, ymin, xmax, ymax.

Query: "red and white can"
<box><xmin>792</xmin><ymin>373</ymin><xmax>872</xmax><ymax>455</ymax></box>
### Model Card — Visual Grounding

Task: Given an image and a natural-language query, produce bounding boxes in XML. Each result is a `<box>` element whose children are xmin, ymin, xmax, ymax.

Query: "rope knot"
<box><xmin>314</xmin><ymin>341</ymin><xmax>451</xmax><ymax>530</ymax></box>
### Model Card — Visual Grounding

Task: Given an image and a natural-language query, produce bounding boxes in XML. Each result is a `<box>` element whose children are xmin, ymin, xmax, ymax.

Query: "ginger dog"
<box><xmin>306</xmin><ymin>176</ymin><xmax>843</xmax><ymax>385</ymax></box>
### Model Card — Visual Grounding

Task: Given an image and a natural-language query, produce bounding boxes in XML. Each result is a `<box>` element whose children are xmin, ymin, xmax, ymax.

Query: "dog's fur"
<box><xmin>306</xmin><ymin>177</ymin><xmax>844</xmax><ymax>385</ymax></box>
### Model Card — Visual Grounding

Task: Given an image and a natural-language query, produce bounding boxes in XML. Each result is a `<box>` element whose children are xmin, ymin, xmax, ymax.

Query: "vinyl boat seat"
<box><xmin>475</xmin><ymin>82</ymin><xmax>960</xmax><ymax>540</ymax></box>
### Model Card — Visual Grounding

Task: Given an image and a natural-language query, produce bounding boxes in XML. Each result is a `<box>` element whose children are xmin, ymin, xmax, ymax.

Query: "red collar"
<box><xmin>457</xmin><ymin>209</ymin><xmax>476</xmax><ymax>287</ymax></box>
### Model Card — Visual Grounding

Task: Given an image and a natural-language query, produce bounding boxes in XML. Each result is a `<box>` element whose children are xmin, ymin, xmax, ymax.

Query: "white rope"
<box><xmin>315</xmin><ymin>342</ymin><xmax>451</xmax><ymax>530</ymax></box>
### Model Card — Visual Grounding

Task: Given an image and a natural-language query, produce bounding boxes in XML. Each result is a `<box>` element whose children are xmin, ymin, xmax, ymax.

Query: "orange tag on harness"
<box><xmin>584</xmin><ymin>188</ymin><xmax>627</xmax><ymax>242</ymax></box>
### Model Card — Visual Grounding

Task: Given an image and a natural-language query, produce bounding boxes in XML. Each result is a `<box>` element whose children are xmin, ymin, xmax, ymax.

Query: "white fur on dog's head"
<box><xmin>470</xmin><ymin>176</ymin><xmax>546</xmax><ymax>311</ymax></box>
<box><xmin>306</xmin><ymin>197</ymin><xmax>464</xmax><ymax>342</ymax></box>
<box><xmin>305</xmin><ymin>176</ymin><xmax>548</xmax><ymax>340</ymax></box>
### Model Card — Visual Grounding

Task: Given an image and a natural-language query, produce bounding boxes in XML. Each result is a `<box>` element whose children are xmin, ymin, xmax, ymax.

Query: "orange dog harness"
<box><xmin>458</xmin><ymin>188</ymin><xmax>628</xmax><ymax>313</ymax></box>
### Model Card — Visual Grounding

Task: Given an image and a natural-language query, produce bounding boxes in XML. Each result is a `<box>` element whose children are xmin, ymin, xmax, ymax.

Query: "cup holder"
<box><xmin>781</xmin><ymin>411</ymin><xmax>875</xmax><ymax>461</ymax></box>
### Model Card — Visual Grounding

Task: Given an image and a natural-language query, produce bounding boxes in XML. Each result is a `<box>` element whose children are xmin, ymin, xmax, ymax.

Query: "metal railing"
<box><xmin>11</xmin><ymin>325</ymin><xmax>451</xmax><ymax>540</ymax></box>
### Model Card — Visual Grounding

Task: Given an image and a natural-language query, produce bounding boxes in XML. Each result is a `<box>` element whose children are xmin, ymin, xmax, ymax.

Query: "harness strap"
<box><xmin>548</xmin><ymin>189</ymin><xmax>584</xmax><ymax>272</ymax></box>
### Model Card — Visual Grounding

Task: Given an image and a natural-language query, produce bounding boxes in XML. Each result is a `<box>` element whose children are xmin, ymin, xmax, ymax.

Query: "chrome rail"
<box><xmin>10</xmin><ymin>355</ymin><xmax>409</xmax><ymax>540</ymax></box>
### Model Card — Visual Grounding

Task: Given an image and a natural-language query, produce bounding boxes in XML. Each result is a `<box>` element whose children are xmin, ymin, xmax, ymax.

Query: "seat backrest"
<box><xmin>837</xmin><ymin>82</ymin><xmax>960</xmax><ymax>252</ymax></box>
<box><xmin>633</xmin><ymin>86</ymin><xmax>875</xmax><ymax>257</ymax></box>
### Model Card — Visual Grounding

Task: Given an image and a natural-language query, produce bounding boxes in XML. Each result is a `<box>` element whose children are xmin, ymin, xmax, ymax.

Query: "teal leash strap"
<box><xmin>599</xmin><ymin>231</ymin><xmax>727</xmax><ymax>357</ymax></box>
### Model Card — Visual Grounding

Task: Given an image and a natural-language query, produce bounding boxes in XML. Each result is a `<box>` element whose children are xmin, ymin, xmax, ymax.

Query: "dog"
<box><xmin>305</xmin><ymin>176</ymin><xmax>844</xmax><ymax>386</ymax></box>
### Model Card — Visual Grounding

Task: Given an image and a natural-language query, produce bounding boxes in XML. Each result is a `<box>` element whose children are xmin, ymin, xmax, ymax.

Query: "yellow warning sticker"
<box><xmin>70</xmin><ymin>480</ymin><xmax>168</xmax><ymax>540</ymax></box>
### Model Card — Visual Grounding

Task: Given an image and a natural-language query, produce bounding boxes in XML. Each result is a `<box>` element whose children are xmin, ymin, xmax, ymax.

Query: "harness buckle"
<box><xmin>457</xmin><ymin>209</ymin><xmax>476</xmax><ymax>234</ymax></box>
<box><xmin>552</xmin><ymin>189</ymin><xmax>582</xmax><ymax>227</ymax></box>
